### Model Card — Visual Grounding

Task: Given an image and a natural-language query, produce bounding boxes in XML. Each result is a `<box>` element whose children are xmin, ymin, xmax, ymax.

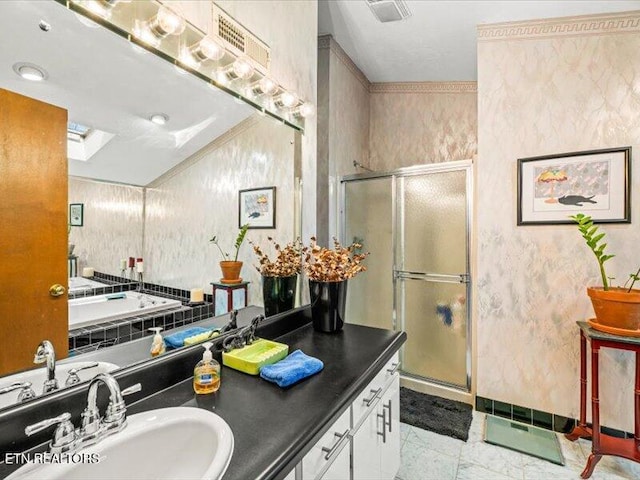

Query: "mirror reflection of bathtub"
<box><xmin>68</xmin><ymin>276</ymin><xmax>110</xmax><ymax>294</ymax></box>
<box><xmin>68</xmin><ymin>292</ymin><xmax>182</xmax><ymax>330</ymax></box>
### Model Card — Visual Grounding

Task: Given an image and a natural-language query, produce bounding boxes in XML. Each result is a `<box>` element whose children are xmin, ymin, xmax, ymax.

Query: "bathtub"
<box><xmin>68</xmin><ymin>276</ymin><xmax>109</xmax><ymax>293</ymax></box>
<box><xmin>68</xmin><ymin>292</ymin><xmax>182</xmax><ymax>329</ymax></box>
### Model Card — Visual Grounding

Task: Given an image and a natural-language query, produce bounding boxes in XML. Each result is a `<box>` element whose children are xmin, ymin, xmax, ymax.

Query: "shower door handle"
<box><xmin>394</xmin><ymin>271</ymin><xmax>469</xmax><ymax>284</ymax></box>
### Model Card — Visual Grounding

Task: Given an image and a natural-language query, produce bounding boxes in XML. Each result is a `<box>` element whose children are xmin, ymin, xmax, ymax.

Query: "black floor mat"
<box><xmin>400</xmin><ymin>386</ymin><xmax>473</xmax><ymax>441</ymax></box>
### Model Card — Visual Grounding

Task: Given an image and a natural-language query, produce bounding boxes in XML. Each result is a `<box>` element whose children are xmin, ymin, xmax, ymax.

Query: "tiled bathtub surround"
<box><xmin>476</xmin><ymin>11</ymin><xmax>640</xmax><ymax>432</ymax></box>
<box><xmin>68</xmin><ymin>302</ymin><xmax>214</xmax><ymax>355</ymax></box>
<box><xmin>67</xmin><ymin>271</ymin><xmax>215</xmax><ymax>354</ymax></box>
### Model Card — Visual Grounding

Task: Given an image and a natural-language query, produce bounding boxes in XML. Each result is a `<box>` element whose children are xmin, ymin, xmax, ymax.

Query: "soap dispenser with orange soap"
<box><xmin>149</xmin><ymin>327</ymin><xmax>166</xmax><ymax>357</ymax></box>
<box><xmin>194</xmin><ymin>342</ymin><xmax>221</xmax><ymax>394</ymax></box>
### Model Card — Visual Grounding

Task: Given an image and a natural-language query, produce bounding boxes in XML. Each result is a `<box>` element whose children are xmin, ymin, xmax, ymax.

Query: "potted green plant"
<box><xmin>571</xmin><ymin>213</ymin><xmax>640</xmax><ymax>333</ymax></box>
<box><xmin>250</xmin><ymin>237</ymin><xmax>303</xmax><ymax>317</ymax></box>
<box><xmin>303</xmin><ymin>237</ymin><xmax>369</xmax><ymax>333</ymax></box>
<box><xmin>210</xmin><ymin>224</ymin><xmax>249</xmax><ymax>284</ymax></box>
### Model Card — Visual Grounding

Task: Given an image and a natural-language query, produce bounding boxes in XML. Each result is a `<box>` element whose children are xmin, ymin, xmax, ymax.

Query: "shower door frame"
<box><xmin>339</xmin><ymin>160</ymin><xmax>473</xmax><ymax>392</ymax></box>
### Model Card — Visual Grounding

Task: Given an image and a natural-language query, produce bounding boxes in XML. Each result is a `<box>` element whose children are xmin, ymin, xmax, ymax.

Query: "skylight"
<box><xmin>67</xmin><ymin>122</ymin><xmax>91</xmax><ymax>142</ymax></box>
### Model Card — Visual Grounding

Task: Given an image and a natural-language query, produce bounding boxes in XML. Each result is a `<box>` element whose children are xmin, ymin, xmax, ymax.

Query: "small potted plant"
<box><xmin>303</xmin><ymin>237</ymin><xmax>369</xmax><ymax>333</ymax></box>
<box><xmin>571</xmin><ymin>213</ymin><xmax>640</xmax><ymax>333</ymax></box>
<box><xmin>210</xmin><ymin>224</ymin><xmax>250</xmax><ymax>284</ymax></box>
<box><xmin>251</xmin><ymin>237</ymin><xmax>303</xmax><ymax>317</ymax></box>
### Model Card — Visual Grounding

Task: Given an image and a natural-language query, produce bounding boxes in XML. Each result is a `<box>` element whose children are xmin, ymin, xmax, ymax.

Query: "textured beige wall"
<box><xmin>68</xmin><ymin>177</ymin><xmax>144</xmax><ymax>276</ymax></box>
<box><xmin>317</xmin><ymin>35</ymin><xmax>371</xmax><ymax>241</ymax></box>
<box><xmin>477</xmin><ymin>11</ymin><xmax>640</xmax><ymax>430</ymax></box>
<box><xmin>369</xmin><ymin>83</ymin><xmax>477</xmax><ymax>170</ymax></box>
<box><xmin>144</xmin><ymin>117</ymin><xmax>295</xmax><ymax>305</ymax></box>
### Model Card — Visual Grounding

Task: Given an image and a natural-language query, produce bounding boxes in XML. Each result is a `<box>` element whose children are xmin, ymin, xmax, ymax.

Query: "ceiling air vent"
<box><xmin>365</xmin><ymin>0</ymin><xmax>411</xmax><ymax>23</ymax></box>
<box><xmin>212</xmin><ymin>3</ymin><xmax>270</xmax><ymax>75</ymax></box>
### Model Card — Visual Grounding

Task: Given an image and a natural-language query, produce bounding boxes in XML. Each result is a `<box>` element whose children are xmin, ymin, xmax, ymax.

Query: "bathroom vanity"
<box><xmin>0</xmin><ymin>308</ymin><xmax>406</xmax><ymax>480</ymax></box>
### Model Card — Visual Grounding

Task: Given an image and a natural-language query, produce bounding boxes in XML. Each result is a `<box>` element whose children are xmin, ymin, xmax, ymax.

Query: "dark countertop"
<box><xmin>126</xmin><ymin>323</ymin><xmax>406</xmax><ymax>480</ymax></box>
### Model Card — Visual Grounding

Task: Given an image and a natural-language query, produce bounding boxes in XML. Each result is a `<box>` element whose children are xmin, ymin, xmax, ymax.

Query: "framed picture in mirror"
<box><xmin>239</xmin><ymin>187</ymin><xmax>276</xmax><ymax>229</ymax></box>
<box><xmin>69</xmin><ymin>203</ymin><xmax>84</xmax><ymax>227</ymax></box>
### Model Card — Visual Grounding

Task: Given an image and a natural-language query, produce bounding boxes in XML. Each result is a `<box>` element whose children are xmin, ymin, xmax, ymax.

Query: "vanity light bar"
<box><xmin>67</xmin><ymin>0</ymin><xmax>314</xmax><ymax>126</ymax></box>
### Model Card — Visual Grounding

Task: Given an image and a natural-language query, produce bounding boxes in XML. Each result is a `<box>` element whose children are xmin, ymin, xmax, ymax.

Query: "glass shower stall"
<box><xmin>340</xmin><ymin>160</ymin><xmax>472</xmax><ymax>391</ymax></box>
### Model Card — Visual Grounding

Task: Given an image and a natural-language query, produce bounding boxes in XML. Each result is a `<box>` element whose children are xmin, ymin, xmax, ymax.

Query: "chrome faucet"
<box><xmin>24</xmin><ymin>374</ymin><xmax>141</xmax><ymax>454</ymax></box>
<box><xmin>80</xmin><ymin>374</ymin><xmax>141</xmax><ymax>445</ymax></box>
<box><xmin>33</xmin><ymin>340</ymin><xmax>58</xmax><ymax>393</ymax></box>
<box><xmin>0</xmin><ymin>381</ymin><xmax>36</xmax><ymax>403</ymax></box>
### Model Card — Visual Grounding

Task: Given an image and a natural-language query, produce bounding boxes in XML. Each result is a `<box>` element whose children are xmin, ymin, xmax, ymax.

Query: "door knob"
<box><xmin>49</xmin><ymin>284</ymin><xmax>66</xmax><ymax>297</ymax></box>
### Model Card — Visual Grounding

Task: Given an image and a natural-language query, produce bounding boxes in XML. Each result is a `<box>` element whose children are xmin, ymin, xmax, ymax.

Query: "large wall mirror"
<box><xmin>0</xmin><ymin>0</ymin><xmax>302</xmax><ymax>411</ymax></box>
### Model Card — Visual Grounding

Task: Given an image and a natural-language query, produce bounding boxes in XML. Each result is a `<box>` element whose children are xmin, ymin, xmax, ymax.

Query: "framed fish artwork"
<box><xmin>517</xmin><ymin>147</ymin><xmax>631</xmax><ymax>225</ymax></box>
<box><xmin>239</xmin><ymin>186</ymin><xmax>276</xmax><ymax>229</ymax></box>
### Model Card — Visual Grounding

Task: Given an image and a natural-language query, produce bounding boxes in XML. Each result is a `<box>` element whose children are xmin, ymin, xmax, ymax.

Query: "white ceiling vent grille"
<box><xmin>212</xmin><ymin>3</ymin><xmax>270</xmax><ymax>75</ymax></box>
<box><xmin>365</xmin><ymin>0</ymin><xmax>412</xmax><ymax>23</ymax></box>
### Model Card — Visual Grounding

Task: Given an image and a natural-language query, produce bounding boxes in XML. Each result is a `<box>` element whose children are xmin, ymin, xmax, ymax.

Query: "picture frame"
<box><xmin>517</xmin><ymin>147</ymin><xmax>631</xmax><ymax>225</ymax></box>
<box><xmin>238</xmin><ymin>187</ymin><xmax>276</xmax><ymax>229</ymax></box>
<box><xmin>69</xmin><ymin>203</ymin><xmax>84</xmax><ymax>227</ymax></box>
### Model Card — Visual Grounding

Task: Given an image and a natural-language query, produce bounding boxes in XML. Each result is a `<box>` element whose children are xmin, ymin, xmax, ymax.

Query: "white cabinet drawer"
<box><xmin>302</xmin><ymin>408</ymin><xmax>350</xmax><ymax>480</ymax></box>
<box><xmin>351</xmin><ymin>352</ymin><xmax>400</xmax><ymax>429</ymax></box>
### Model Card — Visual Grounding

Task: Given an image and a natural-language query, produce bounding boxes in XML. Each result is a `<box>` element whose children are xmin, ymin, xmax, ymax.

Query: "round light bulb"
<box><xmin>258</xmin><ymin>77</ymin><xmax>278</xmax><ymax>96</ymax></box>
<box><xmin>232</xmin><ymin>57</ymin><xmax>254</xmax><ymax>80</ymax></box>
<box><xmin>280</xmin><ymin>91</ymin><xmax>299</xmax><ymax>108</ymax></box>
<box><xmin>153</xmin><ymin>6</ymin><xmax>185</xmax><ymax>36</ymax></box>
<box><xmin>150</xmin><ymin>113</ymin><xmax>169</xmax><ymax>125</ymax></box>
<box><xmin>84</xmin><ymin>0</ymin><xmax>110</xmax><ymax>18</ymax></box>
<box><xmin>193</xmin><ymin>36</ymin><xmax>225</xmax><ymax>61</ymax></box>
<box><xmin>13</xmin><ymin>63</ymin><xmax>47</xmax><ymax>82</ymax></box>
<box><xmin>298</xmin><ymin>102</ymin><xmax>315</xmax><ymax>118</ymax></box>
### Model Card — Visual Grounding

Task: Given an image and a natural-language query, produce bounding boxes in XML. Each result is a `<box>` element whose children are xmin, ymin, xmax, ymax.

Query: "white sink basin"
<box><xmin>0</xmin><ymin>361</ymin><xmax>119</xmax><ymax>410</ymax></box>
<box><xmin>7</xmin><ymin>407</ymin><xmax>234</xmax><ymax>480</ymax></box>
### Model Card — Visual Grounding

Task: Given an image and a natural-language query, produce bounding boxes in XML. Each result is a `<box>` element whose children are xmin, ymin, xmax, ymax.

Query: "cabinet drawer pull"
<box><xmin>321</xmin><ymin>428</ymin><xmax>350</xmax><ymax>461</ymax></box>
<box><xmin>386</xmin><ymin>362</ymin><xmax>400</xmax><ymax>375</ymax></box>
<box><xmin>364</xmin><ymin>387</ymin><xmax>382</xmax><ymax>407</ymax></box>
<box><xmin>377</xmin><ymin>410</ymin><xmax>387</xmax><ymax>443</ymax></box>
<box><xmin>383</xmin><ymin>400</ymin><xmax>392</xmax><ymax>432</ymax></box>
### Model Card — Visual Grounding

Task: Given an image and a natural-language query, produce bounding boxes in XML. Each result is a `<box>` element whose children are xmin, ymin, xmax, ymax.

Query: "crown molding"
<box><xmin>318</xmin><ymin>34</ymin><xmax>370</xmax><ymax>90</ymax></box>
<box><xmin>369</xmin><ymin>82</ymin><xmax>477</xmax><ymax>94</ymax></box>
<box><xmin>147</xmin><ymin>114</ymin><xmax>262</xmax><ymax>188</ymax></box>
<box><xmin>478</xmin><ymin>10</ymin><xmax>640</xmax><ymax>42</ymax></box>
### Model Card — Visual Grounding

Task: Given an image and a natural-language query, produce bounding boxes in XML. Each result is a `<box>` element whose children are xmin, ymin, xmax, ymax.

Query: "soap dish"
<box><xmin>183</xmin><ymin>330</ymin><xmax>220</xmax><ymax>346</ymax></box>
<box><xmin>222</xmin><ymin>338</ymin><xmax>289</xmax><ymax>375</ymax></box>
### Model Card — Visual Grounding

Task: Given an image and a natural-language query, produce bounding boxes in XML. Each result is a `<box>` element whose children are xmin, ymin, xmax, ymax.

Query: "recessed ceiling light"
<box><xmin>150</xmin><ymin>113</ymin><xmax>169</xmax><ymax>125</ymax></box>
<box><xmin>12</xmin><ymin>62</ymin><xmax>48</xmax><ymax>81</ymax></box>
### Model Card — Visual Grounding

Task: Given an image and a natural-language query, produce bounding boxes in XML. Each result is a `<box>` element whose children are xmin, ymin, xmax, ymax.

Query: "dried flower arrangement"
<box><xmin>303</xmin><ymin>237</ymin><xmax>369</xmax><ymax>282</ymax></box>
<box><xmin>251</xmin><ymin>237</ymin><xmax>303</xmax><ymax>277</ymax></box>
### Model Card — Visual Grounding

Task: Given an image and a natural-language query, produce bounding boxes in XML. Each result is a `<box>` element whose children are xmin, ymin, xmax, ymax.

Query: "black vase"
<box><xmin>309</xmin><ymin>280</ymin><xmax>348</xmax><ymax>333</ymax></box>
<box><xmin>262</xmin><ymin>275</ymin><xmax>298</xmax><ymax>317</ymax></box>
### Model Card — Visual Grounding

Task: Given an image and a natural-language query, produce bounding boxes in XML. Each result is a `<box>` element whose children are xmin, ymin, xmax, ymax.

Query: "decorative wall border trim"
<box><xmin>147</xmin><ymin>114</ymin><xmax>263</xmax><ymax>188</ymax></box>
<box><xmin>369</xmin><ymin>82</ymin><xmax>477</xmax><ymax>94</ymax></box>
<box><xmin>478</xmin><ymin>10</ymin><xmax>640</xmax><ymax>42</ymax></box>
<box><xmin>318</xmin><ymin>34</ymin><xmax>370</xmax><ymax>91</ymax></box>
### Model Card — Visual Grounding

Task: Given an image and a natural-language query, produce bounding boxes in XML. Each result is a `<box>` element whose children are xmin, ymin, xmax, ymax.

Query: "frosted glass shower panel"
<box><xmin>344</xmin><ymin>178</ymin><xmax>394</xmax><ymax>330</ymax></box>
<box><xmin>400</xmin><ymin>279</ymin><xmax>468</xmax><ymax>387</ymax></box>
<box><xmin>399</xmin><ymin>172</ymin><xmax>467</xmax><ymax>274</ymax></box>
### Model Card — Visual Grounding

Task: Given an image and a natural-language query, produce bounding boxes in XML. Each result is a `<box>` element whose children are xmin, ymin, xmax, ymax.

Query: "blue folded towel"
<box><xmin>164</xmin><ymin>327</ymin><xmax>209</xmax><ymax>349</ymax></box>
<box><xmin>259</xmin><ymin>350</ymin><xmax>324</xmax><ymax>388</ymax></box>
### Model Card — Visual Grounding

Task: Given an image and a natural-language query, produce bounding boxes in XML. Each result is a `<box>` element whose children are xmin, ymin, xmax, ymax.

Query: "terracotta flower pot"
<box><xmin>220</xmin><ymin>261</ymin><xmax>243</xmax><ymax>284</ymax></box>
<box><xmin>587</xmin><ymin>287</ymin><xmax>640</xmax><ymax>331</ymax></box>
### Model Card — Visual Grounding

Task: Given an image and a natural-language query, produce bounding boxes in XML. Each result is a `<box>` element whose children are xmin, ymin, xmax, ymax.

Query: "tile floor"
<box><xmin>396</xmin><ymin>411</ymin><xmax>640</xmax><ymax>480</ymax></box>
